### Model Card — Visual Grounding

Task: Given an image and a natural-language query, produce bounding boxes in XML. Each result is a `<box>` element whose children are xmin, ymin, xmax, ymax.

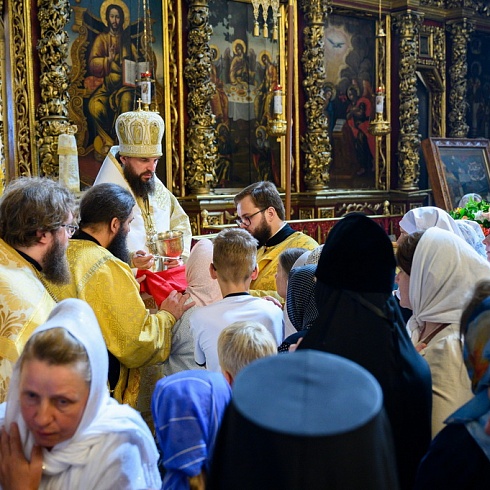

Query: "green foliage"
<box><xmin>450</xmin><ymin>197</ymin><xmax>490</xmax><ymax>228</ymax></box>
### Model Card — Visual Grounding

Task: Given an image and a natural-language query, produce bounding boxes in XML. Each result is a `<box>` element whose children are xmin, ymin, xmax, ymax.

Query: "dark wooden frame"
<box><xmin>422</xmin><ymin>137</ymin><xmax>490</xmax><ymax>210</ymax></box>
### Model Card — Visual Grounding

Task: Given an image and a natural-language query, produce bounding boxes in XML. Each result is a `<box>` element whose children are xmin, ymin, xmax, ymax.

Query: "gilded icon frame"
<box><xmin>422</xmin><ymin>137</ymin><xmax>490</xmax><ymax>210</ymax></box>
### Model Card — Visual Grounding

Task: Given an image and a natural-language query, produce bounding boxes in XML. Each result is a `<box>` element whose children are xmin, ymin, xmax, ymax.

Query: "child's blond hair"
<box><xmin>218</xmin><ymin>321</ymin><xmax>277</xmax><ymax>379</ymax></box>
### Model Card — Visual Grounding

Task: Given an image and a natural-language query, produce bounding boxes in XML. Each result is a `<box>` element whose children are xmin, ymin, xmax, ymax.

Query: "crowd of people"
<box><xmin>0</xmin><ymin>107</ymin><xmax>489</xmax><ymax>489</ymax></box>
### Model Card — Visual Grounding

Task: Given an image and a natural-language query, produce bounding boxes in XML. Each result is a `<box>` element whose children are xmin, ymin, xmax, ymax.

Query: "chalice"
<box><xmin>154</xmin><ymin>230</ymin><xmax>184</xmax><ymax>270</ymax></box>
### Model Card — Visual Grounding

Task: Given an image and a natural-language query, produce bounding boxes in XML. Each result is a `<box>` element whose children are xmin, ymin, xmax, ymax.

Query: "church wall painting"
<box><xmin>208</xmin><ymin>0</ymin><xmax>285</xmax><ymax>191</ymax></box>
<box><xmin>322</xmin><ymin>14</ymin><xmax>377</xmax><ymax>189</ymax></box>
<box><xmin>67</xmin><ymin>0</ymin><xmax>164</xmax><ymax>187</ymax></box>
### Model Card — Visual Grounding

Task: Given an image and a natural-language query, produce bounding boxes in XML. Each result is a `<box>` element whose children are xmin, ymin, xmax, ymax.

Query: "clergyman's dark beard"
<box><xmin>252</xmin><ymin>217</ymin><xmax>272</xmax><ymax>247</ymax></box>
<box><xmin>107</xmin><ymin>226</ymin><xmax>130</xmax><ymax>264</ymax></box>
<box><xmin>123</xmin><ymin>165</ymin><xmax>156</xmax><ymax>198</ymax></box>
<box><xmin>42</xmin><ymin>236</ymin><xmax>71</xmax><ymax>285</ymax></box>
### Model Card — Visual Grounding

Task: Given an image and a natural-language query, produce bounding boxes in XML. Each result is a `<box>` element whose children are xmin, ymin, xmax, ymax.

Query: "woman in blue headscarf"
<box><xmin>151</xmin><ymin>370</ymin><xmax>231</xmax><ymax>490</ymax></box>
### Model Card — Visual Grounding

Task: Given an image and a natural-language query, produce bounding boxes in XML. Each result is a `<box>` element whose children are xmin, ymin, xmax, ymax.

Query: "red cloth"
<box><xmin>137</xmin><ymin>265</ymin><xmax>187</xmax><ymax>305</ymax></box>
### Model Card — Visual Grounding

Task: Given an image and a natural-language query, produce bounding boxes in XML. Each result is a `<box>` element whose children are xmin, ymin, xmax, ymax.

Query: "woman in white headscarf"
<box><xmin>396</xmin><ymin>228</ymin><xmax>490</xmax><ymax>438</ymax></box>
<box><xmin>163</xmin><ymin>238</ymin><xmax>222</xmax><ymax>375</ymax></box>
<box><xmin>397</xmin><ymin>206</ymin><xmax>463</xmax><ymax>244</ymax></box>
<box><xmin>0</xmin><ymin>298</ymin><xmax>161</xmax><ymax>489</ymax></box>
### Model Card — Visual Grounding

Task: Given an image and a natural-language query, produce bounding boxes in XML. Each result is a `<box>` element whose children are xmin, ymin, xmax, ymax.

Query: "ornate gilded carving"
<box><xmin>431</xmin><ymin>25</ymin><xmax>446</xmax><ymax>137</ymax></box>
<box><xmin>5</xmin><ymin>0</ymin><xmax>38</xmax><ymax>177</ymax></box>
<box><xmin>184</xmin><ymin>0</ymin><xmax>217</xmax><ymax>194</ymax></box>
<box><xmin>393</xmin><ymin>11</ymin><xmax>423</xmax><ymax>191</ymax></box>
<box><xmin>164</xmin><ymin>0</ymin><xmax>182</xmax><ymax>194</ymax></box>
<box><xmin>36</xmin><ymin>0</ymin><xmax>75</xmax><ymax>178</ymax></box>
<box><xmin>300</xmin><ymin>0</ymin><xmax>332</xmax><ymax>190</ymax></box>
<box><xmin>447</xmin><ymin>19</ymin><xmax>473</xmax><ymax>138</ymax></box>
<box><xmin>337</xmin><ymin>201</ymin><xmax>384</xmax><ymax>216</ymax></box>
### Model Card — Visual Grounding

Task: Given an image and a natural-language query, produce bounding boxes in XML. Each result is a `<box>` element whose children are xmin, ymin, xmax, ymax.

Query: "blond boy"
<box><xmin>218</xmin><ymin>321</ymin><xmax>277</xmax><ymax>385</ymax></box>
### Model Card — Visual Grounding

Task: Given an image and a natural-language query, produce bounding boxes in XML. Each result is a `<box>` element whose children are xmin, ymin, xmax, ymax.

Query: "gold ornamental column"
<box><xmin>36</xmin><ymin>0</ymin><xmax>76</xmax><ymax>178</ymax></box>
<box><xmin>300</xmin><ymin>0</ymin><xmax>332</xmax><ymax>190</ymax></box>
<box><xmin>393</xmin><ymin>10</ymin><xmax>423</xmax><ymax>191</ymax></box>
<box><xmin>447</xmin><ymin>19</ymin><xmax>473</xmax><ymax>138</ymax></box>
<box><xmin>184</xmin><ymin>0</ymin><xmax>217</xmax><ymax>194</ymax></box>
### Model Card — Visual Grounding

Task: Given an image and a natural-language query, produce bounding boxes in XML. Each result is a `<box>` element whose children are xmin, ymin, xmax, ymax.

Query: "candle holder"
<box><xmin>139</xmin><ymin>71</ymin><xmax>154</xmax><ymax>110</ymax></box>
<box><xmin>267</xmin><ymin>84</ymin><xmax>287</xmax><ymax>137</ymax></box>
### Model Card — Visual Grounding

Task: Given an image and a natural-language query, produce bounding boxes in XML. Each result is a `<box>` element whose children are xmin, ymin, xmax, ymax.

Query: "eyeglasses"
<box><xmin>60</xmin><ymin>224</ymin><xmax>79</xmax><ymax>237</ymax></box>
<box><xmin>235</xmin><ymin>208</ymin><xmax>267</xmax><ymax>227</ymax></box>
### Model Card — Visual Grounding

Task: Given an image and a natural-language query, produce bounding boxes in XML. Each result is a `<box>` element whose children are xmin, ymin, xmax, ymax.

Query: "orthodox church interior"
<box><xmin>0</xmin><ymin>0</ymin><xmax>488</xmax><ymax>239</ymax></box>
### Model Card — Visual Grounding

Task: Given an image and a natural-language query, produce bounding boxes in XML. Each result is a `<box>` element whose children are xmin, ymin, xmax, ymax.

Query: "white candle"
<box><xmin>376</xmin><ymin>92</ymin><xmax>384</xmax><ymax>114</ymax></box>
<box><xmin>141</xmin><ymin>80</ymin><xmax>151</xmax><ymax>105</ymax></box>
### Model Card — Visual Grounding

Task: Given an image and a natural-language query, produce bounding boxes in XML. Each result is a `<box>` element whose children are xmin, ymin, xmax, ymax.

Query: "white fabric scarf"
<box><xmin>0</xmin><ymin>298</ymin><xmax>160</xmax><ymax>487</ymax></box>
<box><xmin>399</xmin><ymin>206</ymin><xmax>463</xmax><ymax>237</ymax></box>
<box><xmin>407</xmin><ymin>228</ymin><xmax>490</xmax><ymax>333</ymax></box>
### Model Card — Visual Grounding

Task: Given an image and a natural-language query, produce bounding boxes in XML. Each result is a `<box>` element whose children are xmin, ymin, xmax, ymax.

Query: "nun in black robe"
<box><xmin>208</xmin><ymin>350</ymin><xmax>400</xmax><ymax>490</ymax></box>
<box><xmin>298</xmin><ymin>212</ymin><xmax>432</xmax><ymax>490</ymax></box>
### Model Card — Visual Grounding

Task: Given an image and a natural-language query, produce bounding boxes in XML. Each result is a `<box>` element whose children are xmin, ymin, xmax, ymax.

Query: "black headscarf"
<box><xmin>299</xmin><ymin>213</ymin><xmax>433</xmax><ymax>490</ymax></box>
<box><xmin>208</xmin><ymin>350</ymin><xmax>399</xmax><ymax>490</ymax></box>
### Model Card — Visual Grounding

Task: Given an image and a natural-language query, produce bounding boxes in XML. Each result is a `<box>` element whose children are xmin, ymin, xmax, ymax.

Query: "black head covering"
<box><xmin>299</xmin><ymin>213</ymin><xmax>432</xmax><ymax>490</ymax></box>
<box><xmin>315</xmin><ymin>212</ymin><xmax>395</xmax><ymax>293</ymax></box>
<box><xmin>208</xmin><ymin>350</ymin><xmax>399</xmax><ymax>490</ymax></box>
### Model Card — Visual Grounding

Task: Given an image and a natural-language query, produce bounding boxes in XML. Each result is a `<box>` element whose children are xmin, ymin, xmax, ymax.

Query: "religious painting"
<box><xmin>422</xmin><ymin>137</ymin><xmax>490</xmax><ymax>210</ymax></box>
<box><xmin>208</xmin><ymin>0</ymin><xmax>285</xmax><ymax>191</ymax></box>
<box><xmin>67</xmin><ymin>0</ymin><xmax>165</xmax><ymax>187</ymax></box>
<box><xmin>322</xmin><ymin>14</ymin><xmax>377</xmax><ymax>189</ymax></box>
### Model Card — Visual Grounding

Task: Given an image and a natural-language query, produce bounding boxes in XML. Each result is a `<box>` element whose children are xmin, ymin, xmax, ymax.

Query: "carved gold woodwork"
<box><xmin>184</xmin><ymin>0</ymin><xmax>217</xmax><ymax>194</ymax></box>
<box><xmin>417</xmin><ymin>24</ymin><xmax>446</xmax><ymax>138</ymax></box>
<box><xmin>447</xmin><ymin>19</ymin><xmax>474</xmax><ymax>138</ymax></box>
<box><xmin>163</xmin><ymin>0</ymin><xmax>183</xmax><ymax>194</ymax></box>
<box><xmin>4</xmin><ymin>0</ymin><xmax>38</xmax><ymax>179</ymax></box>
<box><xmin>299</xmin><ymin>208</ymin><xmax>314</xmax><ymax>220</ymax></box>
<box><xmin>318</xmin><ymin>207</ymin><xmax>335</xmax><ymax>219</ymax></box>
<box><xmin>300</xmin><ymin>0</ymin><xmax>332</xmax><ymax>190</ymax></box>
<box><xmin>337</xmin><ymin>201</ymin><xmax>384</xmax><ymax>216</ymax></box>
<box><xmin>36</xmin><ymin>0</ymin><xmax>75</xmax><ymax>178</ymax></box>
<box><xmin>393</xmin><ymin>10</ymin><xmax>424</xmax><ymax>191</ymax></box>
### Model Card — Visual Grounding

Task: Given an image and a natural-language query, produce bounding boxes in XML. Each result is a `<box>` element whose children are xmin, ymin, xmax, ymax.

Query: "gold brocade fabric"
<box><xmin>0</xmin><ymin>239</ymin><xmax>56</xmax><ymax>402</ymax></box>
<box><xmin>250</xmin><ymin>232</ymin><xmax>319</xmax><ymax>299</ymax></box>
<box><xmin>40</xmin><ymin>239</ymin><xmax>174</xmax><ymax>409</ymax></box>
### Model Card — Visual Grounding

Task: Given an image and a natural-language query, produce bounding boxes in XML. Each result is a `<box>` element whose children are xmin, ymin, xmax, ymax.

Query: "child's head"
<box><xmin>275</xmin><ymin>247</ymin><xmax>308</xmax><ymax>299</ymax></box>
<box><xmin>218</xmin><ymin>321</ymin><xmax>277</xmax><ymax>385</ymax></box>
<box><xmin>212</xmin><ymin>228</ymin><xmax>258</xmax><ymax>284</ymax></box>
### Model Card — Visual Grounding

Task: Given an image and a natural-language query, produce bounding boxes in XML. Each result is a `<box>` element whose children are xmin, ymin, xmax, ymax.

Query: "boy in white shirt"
<box><xmin>190</xmin><ymin>228</ymin><xmax>284</xmax><ymax>371</ymax></box>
